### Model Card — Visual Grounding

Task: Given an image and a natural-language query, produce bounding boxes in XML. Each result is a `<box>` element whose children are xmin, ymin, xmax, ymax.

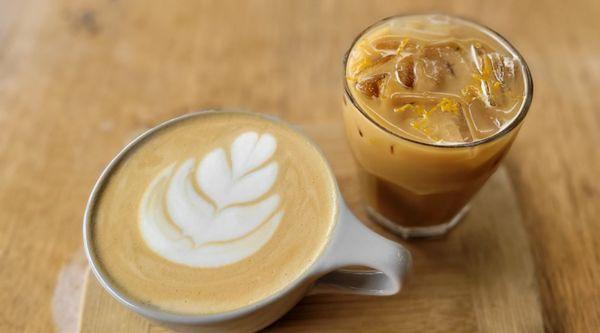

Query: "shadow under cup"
<box><xmin>342</xmin><ymin>15</ymin><xmax>533</xmax><ymax>238</ymax></box>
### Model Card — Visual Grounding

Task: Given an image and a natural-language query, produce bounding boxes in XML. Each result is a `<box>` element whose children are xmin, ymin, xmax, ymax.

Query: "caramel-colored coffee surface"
<box><xmin>92</xmin><ymin>112</ymin><xmax>337</xmax><ymax>315</ymax></box>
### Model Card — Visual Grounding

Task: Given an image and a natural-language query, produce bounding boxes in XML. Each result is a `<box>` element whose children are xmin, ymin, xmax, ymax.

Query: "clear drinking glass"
<box><xmin>342</xmin><ymin>14</ymin><xmax>533</xmax><ymax>238</ymax></box>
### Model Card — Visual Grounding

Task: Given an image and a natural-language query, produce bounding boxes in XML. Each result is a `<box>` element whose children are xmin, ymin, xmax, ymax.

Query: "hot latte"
<box><xmin>90</xmin><ymin>111</ymin><xmax>337</xmax><ymax>315</ymax></box>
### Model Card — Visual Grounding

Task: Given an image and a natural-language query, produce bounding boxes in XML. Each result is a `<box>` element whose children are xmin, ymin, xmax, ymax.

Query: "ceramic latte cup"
<box><xmin>83</xmin><ymin>110</ymin><xmax>411</xmax><ymax>333</ymax></box>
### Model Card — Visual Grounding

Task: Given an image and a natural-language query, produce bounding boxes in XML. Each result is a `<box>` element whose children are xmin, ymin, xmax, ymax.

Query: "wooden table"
<box><xmin>1</xmin><ymin>0</ymin><xmax>599</xmax><ymax>332</ymax></box>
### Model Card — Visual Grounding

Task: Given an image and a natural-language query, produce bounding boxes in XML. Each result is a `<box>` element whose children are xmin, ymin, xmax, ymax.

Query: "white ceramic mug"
<box><xmin>83</xmin><ymin>111</ymin><xmax>412</xmax><ymax>333</ymax></box>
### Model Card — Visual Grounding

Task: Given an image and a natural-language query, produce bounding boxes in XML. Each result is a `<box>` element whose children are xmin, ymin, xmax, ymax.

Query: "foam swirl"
<box><xmin>139</xmin><ymin>132</ymin><xmax>283</xmax><ymax>267</ymax></box>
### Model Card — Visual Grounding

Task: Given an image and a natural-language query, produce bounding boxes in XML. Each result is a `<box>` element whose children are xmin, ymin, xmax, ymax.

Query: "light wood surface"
<box><xmin>0</xmin><ymin>0</ymin><xmax>599</xmax><ymax>332</ymax></box>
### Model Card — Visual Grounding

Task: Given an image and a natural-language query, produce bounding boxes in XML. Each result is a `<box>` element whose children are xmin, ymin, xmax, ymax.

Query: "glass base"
<box><xmin>366</xmin><ymin>204</ymin><xmax>470</xmax><ymax>239</ymax></box>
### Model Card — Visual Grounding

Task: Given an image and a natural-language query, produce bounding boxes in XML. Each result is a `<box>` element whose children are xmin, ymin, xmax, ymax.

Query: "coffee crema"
<box><xmin>91</xmin><ymin>111</ymin><xmax>337</xmax><ymax>315</ymax></box>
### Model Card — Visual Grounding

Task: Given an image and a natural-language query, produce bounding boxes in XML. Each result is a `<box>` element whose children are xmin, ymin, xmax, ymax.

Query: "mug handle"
<box><xmin>310</xmin><ymin>199</ymin><xmax>411</xmax><ymax>296</ymax></box>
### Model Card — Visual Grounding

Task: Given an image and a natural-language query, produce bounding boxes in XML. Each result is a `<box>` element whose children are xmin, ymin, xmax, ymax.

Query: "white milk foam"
<box><xmin>140</xmin><ymin>132</ymin><xmax>284</xmax><ymax>267</ymax></box>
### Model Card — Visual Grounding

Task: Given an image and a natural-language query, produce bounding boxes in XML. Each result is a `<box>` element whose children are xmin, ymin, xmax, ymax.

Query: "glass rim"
<box><xmin>342</xmin><ymin>13</ymin><xmax>534</xmax><ymax>149</ymax></box>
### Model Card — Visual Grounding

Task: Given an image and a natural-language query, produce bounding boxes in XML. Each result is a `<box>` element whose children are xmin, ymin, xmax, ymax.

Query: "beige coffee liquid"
<box><xmin>343</xmin><ymin>15</ymin><xmax>529</xmax><ymax>228</ymax></box>
<box><xmin>346</xmin><ymin>15</ymin><xmax>525</xmax><ymax>144</ymax></box>
<box><xmin>91</xmin><ymin>111</ymin><xmax>337</xmax><ymax>315</ymax></box>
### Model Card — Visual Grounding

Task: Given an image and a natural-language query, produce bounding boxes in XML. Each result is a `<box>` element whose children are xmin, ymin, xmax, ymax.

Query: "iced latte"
<box><xmin>343</xmin><ymin>15</ymin><xmax>532</xmax><ymax>237</ymax></box>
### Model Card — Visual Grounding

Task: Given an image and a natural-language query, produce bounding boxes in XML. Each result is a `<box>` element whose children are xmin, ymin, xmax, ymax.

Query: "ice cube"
<box><xmin>413</xmin><ymin>42</ymin><xmax>467</xmax><ymax>92</ymax></box>
<box><xmin>395</xmin><ymin>55</ymin><xmax>415</xmax><ymax>88</ymax></box>
<box><xmin>466</xmin><ymin>99</ymin><xmax>504</xmax><ymax>139</ymax></box>
<box><xmin>373</xmin><ymin>37</ymin><xmax>418</xmax><ymax>54</ymax></box>
<box><xmin>387</xmin><ymin>95</ymin><xmax>472</xmax><ymax>143</ymax></box>
<box><xmin>425</xmin><ymin>104</ymin><xmax>473</xmax><ymax>143</ymax></box>
<box><xmin>462</xmin><ymin>43</ymin><xmax>518</xmax><ymax>107</ymax></box>
<box><xmin>373</xmin><ymin>38</ymin><xmax>402</xmax><ymax>51</ymax></box>
<box><xmin>355</xmin><ymin>73</ymin><xmax>389</xmax><ymax>98</ymax></box>
<box><xmin>491</xmin><ymin>53</ymin><xmax>515</xmax><ymax>84</ymax></box>
<box><xmin>468</xmin><ymin>42</ymin><xmax>486</xmax><ymax>74</ymax></box>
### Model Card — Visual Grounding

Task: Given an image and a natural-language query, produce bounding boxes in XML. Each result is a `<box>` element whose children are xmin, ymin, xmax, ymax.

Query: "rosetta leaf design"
<box><xmin>147</xmin><ymin>131</ymin><xmax>281</xmax><ymax>247</ymax></box>
<box><xmin>140</xmin><ymin>131</ymin><xmax>283</xmax><ymax>267</ymax></box>
<box><xmin>165</xmin><ymin>159</ymin><xmax>214</xmax><ymax>243</ymax></box>
<box><xmin>231</xmin><ymin>132</ymin><xmax>277</xmax><ymax>178</ymax></box>
<box><xmin>196</xmin><ymin>133</ymin><xmax>278</xmax><ymax>209</ymax></box>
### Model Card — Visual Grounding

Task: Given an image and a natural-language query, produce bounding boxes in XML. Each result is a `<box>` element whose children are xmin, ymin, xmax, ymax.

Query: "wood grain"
<box><xmin>78</xmin><ymin>123</ymin><xmax>542</xmax><ymax>332</ymax></box>
<box><xmin>0</xmin><ymin>0</ymin><xmax>598</xmax><ymax>332</ymax></box>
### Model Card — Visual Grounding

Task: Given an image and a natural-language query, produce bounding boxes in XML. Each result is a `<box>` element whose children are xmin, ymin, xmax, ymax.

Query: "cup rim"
<box><xmin>82</xmin><ymin>109</ymin><xmax>340</xmax><ymax>324</ymax></box>
<box><xmin>342</xmin><ymin>13</ymin><xmax>534</xmax><ymax>149</ymax></box>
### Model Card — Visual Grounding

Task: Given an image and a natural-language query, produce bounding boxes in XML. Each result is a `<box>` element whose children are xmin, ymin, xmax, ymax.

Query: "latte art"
<box><xmin>140</xmin><ymin>132</ymin><xmax>284</xmax><ymax>267</ymax></box>
<box><xmin>91</xmin><ymin>111</ymin><xmax>337</xmax><ymax>314</ymax></box>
